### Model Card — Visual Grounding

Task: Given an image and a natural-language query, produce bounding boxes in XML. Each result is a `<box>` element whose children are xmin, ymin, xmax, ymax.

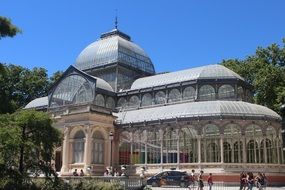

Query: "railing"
<box><xmin>62</xmin><ymin>176</ymin><xmax>144</xmax><ymax>190</ymax></box>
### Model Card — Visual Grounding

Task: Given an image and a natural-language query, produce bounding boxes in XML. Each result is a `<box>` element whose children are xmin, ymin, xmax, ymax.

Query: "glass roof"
<box><xmin>75</xmin><ymin>29</ymin><xmax>155</xmax><ymax>74</ymax></box>
<box><xmin>116</xmin><ymin>101</ymin><xmax>280</xmax><ymax>125</ymax></box>
<box><xmin>130</xmin><ymin>64</ymin><xmax>244</xmax><ymax>90</ymax></box>
<box><xmin>24</xmin><ymin>96</ymin><xmax>48</xmax><ymax>109</ymax></box>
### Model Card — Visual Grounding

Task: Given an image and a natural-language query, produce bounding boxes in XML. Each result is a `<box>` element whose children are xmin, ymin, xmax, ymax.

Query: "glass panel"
<box><xmin>179</xmin><ymin>127</ymin><xmax>198</xmax><ymax>163</ymax></box>
<box><xmin>147</xmin><ymin>129</ymin><xmax>161</xmax><ymax>164</ymax></box>
<box><xmin>117</xmin><ymin>97</ymin><xmax>127</xmax><ymax>108</ymax></box>
<box><xmin>218</xmin><ymin>84</ymin><xmax>235</xmax><ymax>100</ymax></box>
<box><xmin>182</xmin><ymin>86</ymin><xmax>196</xmax><ymax>101</ymax></box>
<box><xmin>50</xmin><ymin>74</ymin><xmax>93</xmax><ymax>107</ymax></box>
<box><xmin>168</xmin><ymin>88</ymin><xmax>181</xmax><ymax>103</ymax></box>
<box><xmin>141</xmin><ymin>93</ymin><xmax>152</xmax><ymax>106</ymax></box>
<box><xmin>92</xmin><ymin>131</ymin><xmax>104</xmax><ymax>164</ymax></box>
<box><xmin>155</xmin><ymin>91</ymin><xmax>166</xmax><ymax>105</ymax></box>
<box><xmin>163</xmin><ymin>130</ymin><xmax>178</xmax><ymax>163</ymax></box>
<box><xmin>73</xmin><ymin>130</ymin><xmax>85</xmax><ymax>163</ymax></box>
<box><xmin>129</xmin><ymin>95</ymin><xmax>140</xmax><ymax>107</ymax></box>
<box><xmin>198</xmin><ymin>85</ymin><xmax>215</xmax><ymax>101</ymax></box>
<box><xmin>237</xmin><ymin>86</ymin><xmax>244</xmax><ymax>101</ymax></box>
<box><xmin>202</xmin><ymin>124</ymin><xmax>220</xmax><ymax>162</ymax></box>
<box><xmin>95</xmin><ymin>94</ymin><xmax>105</xmax><ymax>107</ymax></box>
<box><xmin>106</xmin><ymin>97</ymin><xmax>115</xmax><ymax>109</ymax></box>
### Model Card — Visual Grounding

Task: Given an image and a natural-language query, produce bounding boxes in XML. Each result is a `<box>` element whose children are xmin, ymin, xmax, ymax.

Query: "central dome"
<box><xmin>74</xmin><ymin>29</ymin><xmax>155</xmax><ymax>74</ymax></box>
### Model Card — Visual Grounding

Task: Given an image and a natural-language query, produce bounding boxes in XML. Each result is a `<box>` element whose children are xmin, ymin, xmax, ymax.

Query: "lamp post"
<box><xmin>109</xmin><ymin>131</ymin><xmax>114</xmax><ymax>173</ymax></box>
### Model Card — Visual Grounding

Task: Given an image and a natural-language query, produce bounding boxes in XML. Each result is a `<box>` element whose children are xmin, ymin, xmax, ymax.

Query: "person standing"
<box><xmin>240</xmin><ymin>171</ymin><xmax>247</xmax><ymax>190</ymax></box>
<box><xmin>207</xmin><ymin>173</ymin><xmax>213</xmax><ymax>190</ymax></box>
<box><xmin>198</xmin><ymin>170</ymin><xmax>204</xmax><ymax>190</ymax></box>
<box><xmin>247</xmin><ymin>172</ymin><xmax>254</xmax><ymax>190</ymax></box>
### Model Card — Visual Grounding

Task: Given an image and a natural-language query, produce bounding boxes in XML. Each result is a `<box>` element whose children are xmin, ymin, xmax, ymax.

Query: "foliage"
<box><xmin>0</xmin><ymin>63</ymin><xmax>62</xmax><ymax>114</ymax></box>
<box><xmin>0</xmin><ymin>110</ymin><xmax>62</xmax><ymax>189</ymax></box>
<box><xmin>0</xmin><ymin>16</ymin><xmax>21</xmax><ymax>39</ymax></box>
<box><xmin>222</xmin><ymin>39</ymin><xmax>285</xmax><ymax>113</ymax></box>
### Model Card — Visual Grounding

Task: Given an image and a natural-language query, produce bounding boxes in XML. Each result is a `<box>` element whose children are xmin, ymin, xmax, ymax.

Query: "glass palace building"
<box><xmin>25</xmin><ymin>28</ymin><xmax>285</xmax><ymax>182</ymax></box>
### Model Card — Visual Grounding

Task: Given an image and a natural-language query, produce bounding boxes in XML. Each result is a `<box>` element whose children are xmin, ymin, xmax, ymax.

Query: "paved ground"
<box><xmin>150</xmin><ymin>186</ymin><xmax>285</xmax><ymax>190</ymax></box>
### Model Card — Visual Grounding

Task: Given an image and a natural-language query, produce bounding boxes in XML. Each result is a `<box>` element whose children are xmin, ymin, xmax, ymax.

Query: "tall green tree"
<box><xmin>0</xmin><ymin>110</ymin><xmax>61</xmax><ymax>189</ymax></box>
<box><xmin>0</xmin><ymin>16</ymin><xmax>21</xmax><ymax>39</ymax></box>
<box><xmin>222</xmin><ymin>39</ymin><xmax>285</xmax><ymax>113</ymax></box>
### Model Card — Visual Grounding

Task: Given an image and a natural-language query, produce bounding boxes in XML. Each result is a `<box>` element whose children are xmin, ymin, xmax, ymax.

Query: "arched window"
<box><xmin>218</xmin><ymin>85</ymin><xmax>235</xmax><ymax>100</ymax></box>
<box><xmin>198</xmin><ymin>85</ymin><xmax>215</xmax><ymax>101</ymax></box>
<box><xmin>141</xmin><ymin>93</ymin><xmax>152</xmax><ymax>107</ymax></box>
<box><xmin>265</xmin><ymin>126</ymin><xmax>277</xmax><ymax>163</ymax></box>
<box><xmin>182</xmin><ymin>86</ymin><xmax>196</xmax><ymax>101</ymax></box>
<box><xmin>119</xmin><ymin>132</ymin><xmax>131</xmax><ymax>165</ymax></box>
<box><xmin>95</xmin><ymin>94</ymin><xmax>105</xmax><ymax>107</ymax></box>
<box><xmin>106</xmin><ymin>97</ymin><xmax>115</xmax><ymax>109</ymax></box>
<box><xmin>201</xmin><ymin>124</ymin><xmax>220</xmax><ymax>162</ymax></box>
<box><xmin>117</xmin><ymin>97</ymin><xmax>127</xmax><ymax>108</ymax></box>
<box><xmin>237</xmin><ymin>86</ymin><xmax>244</xmax><ymax>101</ymax></box>
<box><xmin>223</xmin><ymin>142</ymin><xmax>232</xmax><ymax>163</ymax></box>
<box><xmin>129</xmin><ymin>95</ymin><xmax>140</xmax><ymax>107</ymax></box>
<box><xmin>168</xmin><ymin>89</ymin><xmax>181</xmax><ymax>103</ymax></box>
<box><xmin>50</xmin><ymin>74</ymin><xmax>93</xmax><ymax>107</ymax></box>
<box><xmin>147</xmin><ymin>129</ymin><xmax>161</xmax><ymax>164</ymax></box>
<box><xmin>73</xmin><ymin>130</ymin><xmax>85</xmax><ymax>163</ymax></box>
<box><xmin>155</xmin><ymin>91</ymin><xmax>166</xmax><ymax>104</ymax></box>
<box><xmin>163</xmin><ymin>129</ymin><xmax>178</xmax><ymax>163</ymax></box>
<box><xmin>179</xmin><ymin>127</ymin><xmax>198</xmax><ymax>163</ymax></box>
<box><xmin>224</xmin><ymin>124</ymin><xmax>242</xmax><ymax>163</ymax></box>
<box><xmin>245</xmin><ymin>125</ymin><xmax>262</xmax><ymax>163</ymax></box>
<box><xmin>92</xmin><ymin>131</ymin><xmax>104</xmax><ymax>164</ymax></box>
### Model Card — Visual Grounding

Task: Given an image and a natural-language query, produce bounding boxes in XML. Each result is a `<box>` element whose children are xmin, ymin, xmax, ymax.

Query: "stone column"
<box><xmin>220</xmin><ymin>134</ymin><xmax>224</xmax><ymax>163</ymax></box>
<box><xmin>176</xmin><ymin>129</ymin><xmax>180</xmax><ymax>168</ymax></box>
<box><xmin>159</xmin><ymin>129</ymin><xmax>164</xmax><ymax>167</ymax></box>
<box><xmin>242</xmin><ymin>136</ymin><xmax>246</xmax><ymax>163</ymax></box>
<box><xmin>84</xmin><ymin>126</ymin><xmax>92</xmax><ymax>172</ymax></box>
<box><xmin>197</xmin><ymin>135</ymin><xmax>201</xmax><ymax>164</ymax></box>
<box><xmin>130</xmin><ymin>132</ymin><xmax>134</xmax><ymax>165</ymax></box>
<box><xmin>277</xmin><ymin>138</ymin><xmax>280</xmax><ymax>164</ymax></box>
<box><xmin>61</xmin><ymin>126</ymin><xmax>70</xmax><ymax>173</ymax></box>
<box><xmin>263</xmin><ymin>136</ymin><xmax>267</xmax><ymax>163</ymax></box>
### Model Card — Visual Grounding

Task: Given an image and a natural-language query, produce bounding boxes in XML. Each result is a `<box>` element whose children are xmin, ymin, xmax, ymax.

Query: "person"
<box><xmin>262</xmin><ymin>173</ymin><xmax>268</xmax><ymax>188</ymax></box>
<box><xmin>240</xmin><ymin>171</ymin><xmax>247</xmax><ymax>190</ymax></box>
<box><xmin>197</xmin><ymin>170</ymin><xmax>204</xmax><ymax>190</ymax></box>
<box><xmin>189</xmin><ymin>169</ymin><xmax>196</xmax><ymax>189</ymax></box>
<box><xmin>80</xmin><ymin>169</ymin><xmax>84</xmax><ymax>176</ymax></box>
<box><xmin>246</xmin><ymin>172</ymin><xmax>254</xmax><ymax>190</ymax></box>
<box><xmin>104</xmin><ymin>169</ymin><xmax>109</xmax><ymax>176</ymax></box>
<box><xmin>255</xmin><ymin>172</ymin><xmax>264</xmax><ymax>190</ymax></box>
<box><xmin>207</xmin><ymin>173</ymin><xmax>213</xmax><ymax>190</ymax></box>
<box><xmin>114</xmin><ymin>168</ymin><xmax>120</xmax><ymax>177</ymax></box>
<box><xmin>73</xmin><ymin>169</ymin><xmax>79</xmax><ymax>176</ymax></box>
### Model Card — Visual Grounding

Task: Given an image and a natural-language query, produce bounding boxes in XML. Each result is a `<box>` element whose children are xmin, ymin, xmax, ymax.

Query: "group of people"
<box><xmin>189</xmin><ymin>170</ymin><xmax>213</xmax><ymax>190</ymax></box>
<box><xmin>240</xmin><ymin>172</ymin><xmax>267</xmax><ymax>190</ymax></box>
<box><xmin>104</xmin><ymin>168</ymin><xmax>126</xmax><ymax>177</ymax></box>
<box><xmin>72</xmin><ymin>169</ymin><xmax>84</xmax><ymax>176</ymax></box>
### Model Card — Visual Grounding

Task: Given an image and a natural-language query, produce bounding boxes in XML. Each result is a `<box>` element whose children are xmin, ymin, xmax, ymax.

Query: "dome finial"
<box><xmin>115</xmin><ymin>9</ymin><xmax>118</xmax><ymax>29</ymax></box>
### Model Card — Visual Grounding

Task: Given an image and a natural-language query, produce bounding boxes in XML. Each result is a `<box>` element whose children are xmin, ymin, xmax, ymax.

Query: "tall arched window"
<box><xmin>163</xmin><ymin>129</ymin><xmax>178</xmax><ymax>163</ymax></box>
<box><xmin>245</xmin><ymin>125</ymin><xmax>262</xmax><ymax>163</ymax></box>
<box><xmin>95</xmin><ymin>94</ymin><xmax>105</xmax><ymax>107</ymax></box>
<box><xmin>198</xmin><ymin>85</ymin><xmax>215</xmax><ymax>101</ymax></box>
<box><xmin>73</xmin><ymin>130</ymin><xmax>85</xmax><ymax>163</ymax></box>
<box><xmin>155</xmin><ymin>91</ymin><xmax>166</xmax><ymax>104</ymax></box>
<box><xmin>141</xmin><ymin>93</ymin><xmax>152</xmax><ymax>106</ymax></box>
<box><xmin>147</xmin><ymin>129</ymin><xmax>161</xmax><ymax>164</ymax></box>
<box><xmin>218</xmin><ymin>85</ymin><xmax>235</xmax><ymax>100</ymax></box>
<box><xmin>129</xmin><ymin>95</ymin><xmax>140</xmax><ymax>107</ymax></box>
<box><xmin>265</xmin><ymin>126</ymin><xmax>277</xmax><ymax>163</ymax></box>
<box><xmin>223</xmin><ymin>142</ymin><xmax>232</xmax><ymax>163</ymax></box>
<box><xmin>119</xmin><ymin>132</ymin><xmax>131</xmax><ymax>165</ymax></box>
<box><xmin>201</xmin><ymin>124</ymin><xmax>220</xmax><ymax>162</ymax></box>
<box><xmin>182</xmin><ymin>86</ymin><xmax>196</xmax><ymax>101</ymax></box>
<box><xmin>92</xmin><ymin>131</ymin><xmax>104</xmax><ymax>164</ymax></box>
<box><xmin>224</xmin><ymin>124</ymin><xmax>242</xmax><ymax>163</ymax></box>
<box><xmin>168</xmin><ymin>89</ymin><xmax>181</xmax><ymax>103</ymax></box>
<box><xmin>179</xmin><ymin>127</ymin><xmax>198</xmax><ymax>163</ymax></box>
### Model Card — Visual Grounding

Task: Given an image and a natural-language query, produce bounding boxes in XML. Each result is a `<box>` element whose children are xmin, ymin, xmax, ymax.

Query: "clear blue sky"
<box><xmin>1</xmin><ymin>0</ymin><xmax>285</xmax><ymax>76</ymax></box>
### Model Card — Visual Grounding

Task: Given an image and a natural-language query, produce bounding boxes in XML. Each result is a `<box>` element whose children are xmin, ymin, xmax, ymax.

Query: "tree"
<box><xmin>0</xmin><ymin>16</ymin><xmax>21</xmax><ymax>39</ymax></box>
<box><xmin>0</xmin><ymin>110</ymin><xmax>62</xmax><ymax>189</ymax></box>
<box><xmin>49</xmin><ymin>70</ymin><xmax>63</xmax><ymax>89</ymax></box>
<box><xmin>222</xmin><ymin>39</ymin><xmax>285</xmax><ymax>113</ymax></box>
